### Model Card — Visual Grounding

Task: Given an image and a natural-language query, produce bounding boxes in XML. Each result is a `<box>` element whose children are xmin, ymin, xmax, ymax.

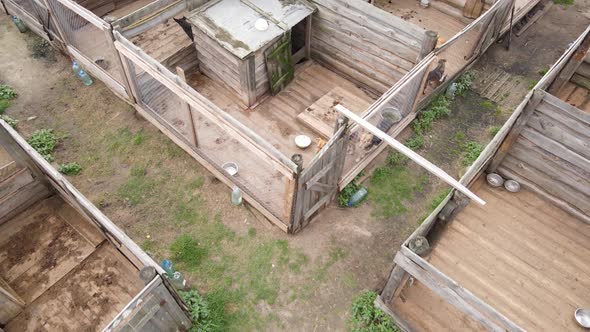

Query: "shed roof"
<box><xmin>189</xmin><ymin>0</ymin><xmax>315</xmax><ymax>59</ymax></box>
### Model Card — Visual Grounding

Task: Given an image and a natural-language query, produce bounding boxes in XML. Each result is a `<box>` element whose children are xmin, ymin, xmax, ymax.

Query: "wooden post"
<box><xmin>417</xmin><ymin>30</ymin><xmax>438</xmax><ymax>62</ymax></box>
<box><xmin>548</xmin><ymin>33</ymin><xmax>590</xmax><ymax>94</ymax></box>
<box><xmin>506</xmin><ymin>3</ymin><xmax>514</xmax><ymax>50</ymax></box>
<box><xmin>305</xmin><ymin>15</ymin><xmax>312</xmax><ymax>60</ymax></box>
<box><xmin>176</xmin><ymin>66</ymin><xmax>198</xmax><ymax>147</ymax></box>
<box><xmin>104</xmin><ymin>24</ymin><xmax>135</xmax><ymax>102</ymax></box>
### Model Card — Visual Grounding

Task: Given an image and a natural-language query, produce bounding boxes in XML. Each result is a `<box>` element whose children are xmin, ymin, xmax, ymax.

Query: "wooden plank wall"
<box><xmin>496</xmin><ymin>93</ymin><xmax>590</xmax><ymax>218</ymax></box>
<box><xmin>310</xmin><ymin>0</ymin><xmax>425</xmax><ymax>94</ymax></box>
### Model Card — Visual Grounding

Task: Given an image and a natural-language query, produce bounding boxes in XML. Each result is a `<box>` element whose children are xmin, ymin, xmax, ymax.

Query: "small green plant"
<box><xmin>480</xmin><ymin>100</ymin><xmax>495</xmax><ymax>110</ymax></box>
<box><xmin>412</xmin><ymin>95</ymin><xmax>451</xmax><ymax>135</ymax></box>
<box><xmin>0</xmin><ymin>85</ymin><xmax>17</xmax><ymax>100</ymax></box>
<box><xmin>488</xmin><ymin>126</ymin><xmax>501</xmax><ymax>136</ymax></box>
<box><xmin>386</xmin><ymin>151</ymin><xmax>408</xmax><ymax>168</ymax></box>
<box><xmin>538</xmin><ymin>67</ymin><xmax>549</xmax><ymax>76</ymax></box>
<box><xmin>430</xmin><ymin>189</ymin><xmax>451</xmax><ymax>210</ymax></box>
<box><xmin>27</xmin><ymin>129</ymin><xmax>58</xmax><ymax>161</ymax></box>
<box><xmin>350</xmin><ymin>291</ymin><xmax>400</xmax><ymax>332</ymax></box>
<box><xmin>454</xmin><ymin>71</ymin><xmax>475</xmax><ymax>96</ymax></box>
<box><xmin>405</xmin><ymin>135</ymin><xmax>424</xmax><ymax>150</ymax></box>
<box><xmin>58</xmin><ymin>162</ymin><xmax>82</xmax><ymax>175</ymax></box>
<box><xmin>528</xmin><ymin>79</ymin><xmax>539</xmax><ymax>90</ymax></box>
<box><xmin>552</xmin><ymin>0</ymin><xmax>573</xmax><ymax>6</ymax></box>
<box><xmin>170</xmin><ymin>234</ymin><xmax>208</xmax><ymax>270</ymax></box>
<box><xmin>180</xmin><ymin>289</ymin><xmax>218</xmax><ymax>332</ymax></box>
<box><xmin>462</xmin><ymin>142</ymin><xmax>484</xmax><ymax>166</ymax></box>
<box><xmin>0</xmin><ymin>99</ymin><xmax>10</xmax><ymax>113</ymax></box>
<box><xmin>0</xmin><ymin>115</ymin><xmax>18</xmax><ymax>128</ymax></box>
<box><xmin>338</xmin><ymin>172</ymin><xmax>365</xmax><ymax>207</ymax></box>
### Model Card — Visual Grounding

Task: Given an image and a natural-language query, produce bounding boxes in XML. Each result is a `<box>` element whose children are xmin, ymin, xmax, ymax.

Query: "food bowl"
<box><xmin>504</xmin><ymin>179</ymin><xmax>520</xmax><ymax>193</ymax></box>
<box><xmin>222</xmin><ymin>162</ymin><xmax>238</xmax><ymax>176</ymax></box>
<box><xmin>575</xmin><ymin>308</ymin><xmax>590</xmax><ymax>328</ymax></box>
<box><xmin>295</xmin><ymin>135</ymin><xmax>311</xmax><ymax>149</ymax></box>
<box><xmin>486</xmin><ymin>173</ymin><xmax>504</xmax><ymax>187</ymax></box>
<box><xmin>380</xmin><ymin>107</ymin><xmax>402</xmax><ymax>123</ymax></box>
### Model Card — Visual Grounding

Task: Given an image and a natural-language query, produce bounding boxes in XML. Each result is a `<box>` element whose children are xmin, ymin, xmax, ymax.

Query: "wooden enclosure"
<box><xmin>1</xmin><ymin>0</ymin><xmax>534</xmax><ymax>233</ymax></box>
<box><xmin>0</xmin><ymin>121</ymin><xmax>191</xmax><ymax>331</ymax></box>
<box><xmin>379</xmin><ymin>26</ymin><xmax>590</xmax><ymax>331</ymax></box>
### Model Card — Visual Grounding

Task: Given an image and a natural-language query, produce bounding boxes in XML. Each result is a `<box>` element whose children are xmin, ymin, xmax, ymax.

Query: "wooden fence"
<box><xmin>379</xmin><ymin>25</ymin><xmax>590</xmax><ymax>330</ymax></box>
<box><xmin>3</xmin><ymin>0</ymin><xmax>528</xmax><ymax>233</ymax></box>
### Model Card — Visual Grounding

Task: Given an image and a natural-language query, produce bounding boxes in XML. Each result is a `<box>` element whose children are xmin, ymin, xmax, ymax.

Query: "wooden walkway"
<box><xmin>391</xmin><ymin>183</ymin><xmax>590</xmax><ymax>331</ymax></box>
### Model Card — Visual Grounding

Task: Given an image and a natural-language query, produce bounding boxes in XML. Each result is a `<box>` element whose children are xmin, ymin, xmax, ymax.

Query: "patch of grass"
<box><xmin>58</xmin><ymin>162</ymin><xmax>82</xmax><ymax>175</ymax></box>
<box><xmin>462</xmin><ymin>142</ymin><xmax>484</xmax><ymax>166</ymax></box>
<box><xmin>141</xmin><ymin>239</ymin><xmax>156</xmax><ymax>252</ymax></box>
<box><xmin>552</xmin><ymin>0</ymin><xmax>573</xmax><ymax>5</ymax></box>
<box><xmin>26</xmin><ymin>33</ymin><xmax>55</xmax><ymax>61</ymax></box>
<box><xmin>170</xmin><ymin>234</ymin><xmax>209</xmax><ymax>270</ymax></box>
<box><xmin>313</xmin><ymin>246</ymin><xmax>346</xmax><ymax>282</ymax></box>
<box><xmin>430</xmin><ymin>189</ymin><xmax>451</xmax><ymax>210</ymax></box>
<box><xmin>405</xmin><ymin>135</ymin><xmax>424</xmax><ymax>150</ymax></box>
<box><xmin>106</xmin><ymin>127</ymin><xmax>146</xmax><ymax>154</ymax></box>
<box><xmin>454</xmin><ymin>131</ymin><xmax>466</xmax><ymax>143</ymax></box>
<box><xmin>386</xmin><ymin>151</ymin><xmax>408</xmax><ymax>167</ymax></box>
<box><xmin>412</xmin><ymin>95</ymin><xmax>451</xmax><ymax>135</ymax></box>
<box><xmin>528</xmin><ymin>79</ymin><xmax>539</xmax><ymax>90</ymax></box>
<box><xmin>350</xmin><ymin>291</ymin><xmax>400</xmax><ymax>332</ymax></box>
<box><xmin>117</xmin><ymin>165</ymin><xmax>155</xmax><ymax>205</ymax></box>
<box><xmin>27</xmin><ymin>129</ymin><xmax>58</xmax><ymax>161</ymax></box>
<box><xmin>247</xmin><ymin>227</ymin><xmax>257</xmax><ymax>238</ymax></box>
<box><xmin>0</xmin><ymin>99</ymin><xmax>10</xmax><ymax>113</ymax></box>
<box><xmin>0</xmin><ymin>115</ymin><xmax>18</xmax><ymax>128</ymax></box>
<box><xmin>288</xmin><ymin>252</ymin><xmax>308</xmax><ymax>273</ymax></box>
<box><xmin>488</xmin><ymin>125</ymin><xmax>501</xmax><ymax>137</ymax></box>
<box><xmin>480</xmin><ymin>99</ymin><xmax>496</xmax><ymax>110</ymax></box>
<box><xmin>338</xmin><ymin>171</ymin><xmax>365</xmax><ymax>207</ymax></box>
<box><xmin>370</xmin><ymin>166</ymin><xmax>418</xmax><ymax>218</ymax></box>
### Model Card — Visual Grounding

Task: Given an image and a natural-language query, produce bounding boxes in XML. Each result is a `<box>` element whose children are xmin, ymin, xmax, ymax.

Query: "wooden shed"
<box><xmin>188</xmin><ymin>0</ymin><xmax>316</xmax><ymax>106</ymax></box>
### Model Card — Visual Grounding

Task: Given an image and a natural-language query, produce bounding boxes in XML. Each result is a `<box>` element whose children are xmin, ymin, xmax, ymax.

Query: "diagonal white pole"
<box><xmin>335</xmin><ymin>105</ymin><xmax>486</xmax><ymax>206</ymax></box>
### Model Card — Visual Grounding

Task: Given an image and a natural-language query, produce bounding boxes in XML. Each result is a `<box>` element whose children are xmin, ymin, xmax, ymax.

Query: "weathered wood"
<box><xmin>549</xmin><ymin>32</ymin><xmax>590</xmax><ymax>94</ymax></box>
<box><xmin>336</xmin><ymin>105</ymin><xmax>485</xmax><ymax>205</ymax></box>
<box><xmin>418</xmin><ymin>30</ymin><xmax>438</xmax><ymax>62</ymax></box>
<box><xmin>515</xmin><ymin>1</ymin><xmax>552</xmax><ymax>37</ymax></box>
<box><xmin>398</xmin><ymin>246</ymin><xmax>525</xmax><ymax>332</ymax></box>
<box><xmin>526</xmin><ymin>112</ymin><xmax>590</xmax><ymax>159</ymax></box>
<box><xmin>238</xmin><ymin>55</ymin><xmax>257</xmax><ymax>106</ymax></box>
<box><xmin>487</xmin><ymin>89</ymin><xmax>545</xmax><ymax>172</ymax></box>
<box><xmin>119</xmin><ymin>0</ymin><xmax>185</xmax><ymax>38</ymax></box>
<box><xmin>571</xmin><ymin>73</ymin><xmax>590</xmax><ymax>90</ymax></box>
<box><xmin>113</xmin><ymin>0</ymin><xmax>178</xmax><ymax>29</ymax></box>
<box><xmin>519</xmin><ymin>127</ymin><xmax>589</xmax><ymax>172</ymax></box>
<box><xmin>0</xmin><ymin>278</ymin><xmax>24</xmax><ymax>325</ymax></box>
<box><xmin>0</xmin><ymin>168</ymin><xmax>34</xmax><ymax>200</ymax></box>
<box><xmin>0</xmin><ymin>180</ymin><xmax>51</xmax><ymax>225</ymax></box>
<box><xmin>176</xmin><ymin>66</ymin><xmax>198</xmax><ymax>147</ymax></box>
<box><xmin>53</xmin><ymin>0</ymin><xmax>109</xmax><ymax>29</ymax></box>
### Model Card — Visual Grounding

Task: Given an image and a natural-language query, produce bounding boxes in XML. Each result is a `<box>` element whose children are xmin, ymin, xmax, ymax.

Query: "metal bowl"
<box><xmin>486</xmin><ymin>173</ymin><xmax>504</xmax><ymax>187</ymax></box>
<box><xmin>222</xmin><ymin>162</ymin><xmax>238</xmax><ymax>176</ymax></box>
<box><xmin>575</xmin><ymin>308</ymin><xmax>590</xmax><ymax>328</ymax></box>
<box><xmin>504</xmin><ymin>179</ymin><xmax>520</xmax><ymax>193</ymax></box>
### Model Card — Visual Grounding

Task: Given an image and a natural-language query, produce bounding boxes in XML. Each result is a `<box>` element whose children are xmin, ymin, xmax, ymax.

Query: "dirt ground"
<box><xmin>1</xmin><ymin>1</ymin><xmax>589</xmax><ymax>329</ymax></box>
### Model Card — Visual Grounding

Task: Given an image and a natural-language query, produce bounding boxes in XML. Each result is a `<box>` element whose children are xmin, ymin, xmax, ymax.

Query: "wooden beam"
<box><xmin>335</xmin><ymin>105</ymin><xmax>485</xmax><ymax>205</ymax></box>
<box><xmin>417</xmin><ymin>30</ymin><xmax>438</xmax><ymax>62</ymax></box>
<box><xmin>53</xmin><ymin>0</ymin><xmax>108</xmax><ymax>29</ymax></box>
<box><xmin>487</xmin><ymin>89</ymin><xmax>545</xmax><ymax>172</ymax></box>
<box><xmin>113</xmin><ymin>0</ymin><xmax>178</xmax><ymax>29</ymax></box>
<box><xmin>397</xmin><ymin>246</ymin><xmax>525</xmax><ymax>332</ymax></box>
<box><xmin>176</xmin><ymin>66</ymin><xmax>198</xmax><ymax>147</ymax></box>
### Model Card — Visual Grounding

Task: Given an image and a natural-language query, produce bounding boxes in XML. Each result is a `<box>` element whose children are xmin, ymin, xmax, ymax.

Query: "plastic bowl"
<box><xmin>295</xmin><ymin>135</ymin><xmax>311</xmax><ymax>149</ymax></box>
<box><xmin>222</xmin><ymin>162</ymin><xmax>239</xmax><ymax>176</ymax></box>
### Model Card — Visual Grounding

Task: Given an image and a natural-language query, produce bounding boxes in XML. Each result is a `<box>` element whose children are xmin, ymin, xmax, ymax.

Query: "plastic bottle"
<box><xmin>171</xmin><ymin>271</ymin><xmax>186</xmax><ymax>290</ymax></box>
<box><xmin>78</xmin><ymin>70</ymin><xmax>93</xmax><ymax>86</ymax></box>
<box><xmin>72</xmin><ymin>60</ymin><xmax>82</xmax><ymax>78</ymax></box>
<box><xmin>231</xmin><ymin>186</ymin><xmax>242</xmax><ymax>206</ymax></box>
<box><xmin>446</xmin><ymin>82</ymin><xmax>458</xmax><ymax>99</ymax></box>
<box><xmin>161</xmin><ymin>259</ymin><xmax>175</xmax><ymax>276</ymax></box>
<box><xmin>348</xmin><ymin>187</ymin><xmax>368</xmax><ymax>207</ymax></box>
<box><xmin>12</xmin><ymin>16</ymin><xmax>28</xmax><ymax>33</ymax></box>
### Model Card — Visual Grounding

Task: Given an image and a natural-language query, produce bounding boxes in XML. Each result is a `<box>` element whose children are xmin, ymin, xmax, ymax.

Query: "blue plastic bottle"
<box><xmin>161</xmin><ymin>259</ymin><xmax>175</xmax><ymax>276</ymax></box>
<box><xmin>78</xmin><ymin>70</ymin><xmax>93</xmax><ymax>86</ymax></box>
<box><xmin>72</xmin><ymin>61</ymin><xmax>82</xmax><ymax>78</ymax></box>
<box><xmin>348</xmin><ymin>187</ymin><xmax>368</xmax><ymax>207</ymax></box>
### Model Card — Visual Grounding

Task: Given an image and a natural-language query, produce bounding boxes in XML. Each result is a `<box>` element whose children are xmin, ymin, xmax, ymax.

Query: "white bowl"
<box><xmin>295</xmin><ymin>135</ymin><xmax>311</xmax><ymax>149</ymax></box>
<box><xmin>575</xmin><ymin>308</ymin><xmax>590</xmax><ymax>328</ymax></box>
<box><xmin>222</xmin><ymin>162</ymin><xmax>238</xmax><ymax>176</ymax></box>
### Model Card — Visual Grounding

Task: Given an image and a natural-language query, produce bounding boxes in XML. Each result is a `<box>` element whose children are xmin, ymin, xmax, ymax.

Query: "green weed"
<box><xmin>412</xmin><ymin>95</ymin><xmax>451</xmax><ymax>135</ymax></box>
<box><xmin>386</xmin><ymin>151</ymin><xmax>408</xmax><ymax>167</ymax></box>
<box><xmin>106</xmin><ymin>127</ymin><xmax>146</xmax><ymax>153</ymax></box>
<box><xmin>430</xmin><ymin>189</ymin><xmax>451</xmax><ymax>210</ymax></box>
<box><xmin>0</xmin><ymin>99</ymin><xmax>10</xmax><ymax>113</ymax></box>
<box><xmin>0</xmin><ymin>115</ymin><xmax>18</xmax><ymax>128</ymax></box>
<box><xmin>247</xmin><ymin>227</ymin><xmax>257</xmax><ymax>238</ymax></box>
<box><xmin>538</xmin><ymin>67</ymin><xmax>549</xmax><ymax>76</ymax></box>
<box><xmin>58</xmin><ymin>162</ymin><xmax>82</xmax><ymax>175</ymax></box>
<box><xmin>480</xmin><ymin>99</ymin><xmax>496</xmax><ymax>111</ymax></box>
<box><xmin>528</xmin><ymin>79</ymin><xmax>539</xmax><ymax>90</ymax></box>
<box><xmin>453</xmin><ymin>71</ymin><xmax>475</xmax><ymax>97</ymax></box>
<box><xmin>180</xmin><ymin>289</ymin><xmax>219</xmax><ymax>332</ymax></box>
<box><xmin>350</xmin><ymin>291</ymin><xmax>399</xmax><ymax>332</ymax></box>
<box><xmin>462</xmin><ymin>142</ymin><xmax>484</xmax><ymax>166</ymax></box>
<box><xmin>405</xmin><ymin>135</ymin><xmax>424</xmax><ymax>150</ymax></box>
<box><xmin>488</xmin><ymin>126</ymin><xmax>501</xmax><ymax>136</ymax></box>
<box><xmin>27</xmin><ymin>129</ymin><xmax>58</xmax><ymax>161</ymax></box>
<box><xmin>0</xmin><ymin>85</ymin><xmax>17</xmax><ymax>100</ymax></box>
<box><xmin>553</xmin><ymin>0</ymin><xmax>573</xmax><ymax>6</ymax></box>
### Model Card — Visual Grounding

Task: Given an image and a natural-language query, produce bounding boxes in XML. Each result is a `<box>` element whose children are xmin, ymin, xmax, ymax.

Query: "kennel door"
<box><xmin>265</xmin><ymin>31</ymin><xmax>295</xmax><ymax>95</ymax></box>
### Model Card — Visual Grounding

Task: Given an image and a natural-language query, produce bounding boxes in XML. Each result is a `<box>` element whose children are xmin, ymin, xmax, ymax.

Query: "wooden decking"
<box><xmin>390</xmin><ymin>183</ymin><xmax>590</xmax><ymax>331</ymax></box>
<box><xmin>1</xmin><ymin>195</ymin><xmax>143</xmax><ymax>331</ymax></box>
<box><xmin>188</xmin><ymin>60</ymin><xmax>376</xmax><ymax>167</ymax></box>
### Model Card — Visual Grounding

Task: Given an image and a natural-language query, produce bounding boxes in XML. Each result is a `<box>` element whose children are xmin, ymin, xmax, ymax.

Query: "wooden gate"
<box><xmin>265</xmin><ymin>32</ymin><xmax>295</xmax><ymax>95</ymax></box>
<box><xmin>291</xmin><ymin>118</ymin><xmax>349</xmax><ymax>232</ymax></box>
